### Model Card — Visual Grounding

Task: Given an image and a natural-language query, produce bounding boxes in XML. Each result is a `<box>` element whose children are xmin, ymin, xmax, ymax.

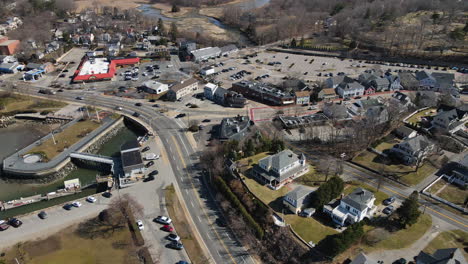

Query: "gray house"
<box><xmin>431</xmin><ymin>109</ymin><xmax>466</xmax><ymax>132</ymax></box>
<box><xmin>416</xmin><ymin>248</ymin><xmax>466</xmax><ymax>264</ymax></box>
<box><xmin>322</xmin><ymin>102</ymin><xmax>349</xmax><ymax>120</ymax></box>
<box><xmin>390</xmin><ymin>135</ymin><xmax>434</xmax><ymax>165</ymax></box>
<box><xmin>283</xmin><ymin>186</ymin><xmax>314</xmax><ymax>214</ymax></box>
<box><xmin>444</xmin><ymin>155</ymin><xmax>468</xmax><ymax>187</ymax></box>
<box><xmin>253</xmin><ymin>149</ymin><xmax>308</xmax><ymax>190</ymax></box>
<box><xmin>218</xmin><ymin>116</ymin><xmax>251</xmax><ymax>141</ymax></box>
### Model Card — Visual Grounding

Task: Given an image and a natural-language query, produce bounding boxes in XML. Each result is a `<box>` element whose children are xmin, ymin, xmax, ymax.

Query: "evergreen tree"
<box><xmin>396</xmin><ymin>191</ymin><xmax>421</xmax><ymax>227</ymax></box>
<box><xmin>299</xmin><ymin>37</ymin><xmax>305</xmax><ymax>47</ymax></box>
<box><xmin>290</xmin><ymin>38</ymin><xmax>297</xmax><ymax>47</ymax></box>
<box><xmin>245</xmin><ymin>139</ymin><xmax>255</xmax><ymax>157</ymax></box>
<box><xmin>170</xmin><ymin>22</ymin><xmax>178</xmax><ymax>42</ymax></box>
<box><xmin>157</xmin><ymin>18</ymin><xmax>165</xmax><ymax>35</ymax></box>
<box><xmin>171</xmin><ymin>4</ymin><xmax>180</xmax><ymax>12</ymax></box>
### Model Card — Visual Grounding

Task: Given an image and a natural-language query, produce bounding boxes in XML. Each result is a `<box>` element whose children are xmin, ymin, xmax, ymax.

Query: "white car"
<box><xmin>86</xmin><ymin>196</ymin><xmax>97</xmax><ymax>203</ymax></box>
<box><xmin>72</xmin><ymin>201</ymin><xmax>82</xmax><ymax>207</ymax></box>
<box><xmin>154</xmin><ymin>216</ymin><xmax>172</xmax><ymax>225</ymax></box>
<box><xmin>167</xmin><ymin>233</ymin><xmax>180</xmax><ymax>241</ymax></box>
<box><xmin>137</xmin><ymin>220</ymin><xmax>144</xmax><ymax>230</ymax></box>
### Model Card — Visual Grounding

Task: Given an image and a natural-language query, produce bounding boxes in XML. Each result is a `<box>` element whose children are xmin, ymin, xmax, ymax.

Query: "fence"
<box><xmin>421</xmin><ymin>174</ymin><xmax>468</xmax><ymax>214</ymax></box>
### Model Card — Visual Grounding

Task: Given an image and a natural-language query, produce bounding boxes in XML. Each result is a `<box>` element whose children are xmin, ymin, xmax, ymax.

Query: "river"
<box><xmin>0</xmin><ymin>125</ymin><xmax>141</xmax><ymax>202</ymax></box>
<box><xmin>137</xmin><ymin>0</ymin><xmax>271</xmax><ymax>46</ymax></box>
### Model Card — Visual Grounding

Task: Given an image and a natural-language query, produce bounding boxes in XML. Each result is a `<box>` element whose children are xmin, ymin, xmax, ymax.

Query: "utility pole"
<box><xmin>51</xmin><ymin>128</ymin><xmax>57</xmax><ymax>145</ymax></box>
<box><xmin>95</xmin><ymin>109</ymin><xmax>100</xmax><ymax>122</ymax></box>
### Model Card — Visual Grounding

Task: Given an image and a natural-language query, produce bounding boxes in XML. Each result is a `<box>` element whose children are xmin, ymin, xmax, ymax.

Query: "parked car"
<box><xmin>202</xmin><ymin>119</ymin><xmax>211</xmax><ymax>123</ymax></box>
<box><xmin>383</xmin><ymin>196</ymin><xmax>396</xmax><ymax>205</ymax></box>
<box><xmin>146</xmin><ymin>161</ymin><xmax>154</xmax><ymax>168</ymax></box>
<box><xmin>72</xmin><ymin>201</ymin><xmax>82</xmax><ymax>207</ymax></box>
<box><xmin>137</xmin><ymin>220</ymin><xmax>144</xmax><ymax>230</ymax></box>
<box><xmin>176</xmin><ymin>113</ymin><xmax>186</xmax><ymax>118</ymax></box>
<box><xmin>162</xmin><ymin>225</ymin><xmax>174</xmax><ymax>232</ymax></box>
<box><xmin>57</xmin><ymin>89</ymin><xmax>64</xmax><ymax>92</ymax></box>
<box><xmin>142</xmin><ymin>146</ymin><xmax>150</xmax><ymax>152</ymax></box>
<box><xmin>8</xmin><ymin>218</ymin><xmax>22</xmax><ymax>227</ymax></box>
<box><xmin>0</xmin><ymin>220</ymin><xmax>9</xmax><ymax>231</ymax></box>
<box><xmin>383</xmin><ymin>205</ymin><xmax>395</xmax><ymax>215</ymax></box>
<box><xmin>149</xmin><ymin>170</ymin><xmax>159</xmax><ymax>176</ymax></box>
<box><xmin>132</xmin><ymin>112</ymin><xmax>140</xmax><ymax>117</ymax></box>
<box><xmin>102</xmin><ymin>192</ymin><xmax>113</xmax><ymax>198</ymax></box>
<box><xmin>167</xmin><ymin>233</ymin><xmax>180</xmax><ymax>241</ymax></box>
<box><xmin>63</xmin><ymin>204</ymin><xmax>73</xmax><ymax>210</ymax></box>
<box><xmin>393</xmin><ymin>258</ymin><xmax>407</xmax><ymax>264</ymax></box>
<box><xmin>176</xmin><ymin>261</ymin><xmax>189</xmax><ymax>264</ymax></box>
<box><xmin>155</xmin><ymin>216</ymin><xmax>172</xmax><ymax>225</ymax></box>
<box><xmin>86</xmin><ymin>196</ymin><xmax>97</xmax><ymax>203</ymax></box>
<box><xmin>167</xmin><ymin>241</ymin><xmax>184</xmax><ymax>250</ymax></box>
<box><xmin>75</xmin><ymin>96</ymin><xmax>84</xmax><ymax>100</ymax></box>
<box><xmin>135</xmin><ymin>102</ymin><xmax>142</xmax><ymax>106</ymax></box>
<box><xmin>38</xmin><ymin>211</ymin><xmax>48</xmax><ymax>219</ymax></box>
<box><xmin>144</xmin><ymin>175</ymin><xmax>155</xmax><ymax>182</ymax></box>
<box><xmin>152</xmin><ymin>104</ymin><xmax>159</xmax><ymax>107</ymax></box>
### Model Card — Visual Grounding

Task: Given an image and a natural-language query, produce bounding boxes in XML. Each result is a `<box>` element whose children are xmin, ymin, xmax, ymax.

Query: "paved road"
<box><xmin>16</xmin><ymin>87</ymin><xmax>255</xmax><ymax>264</ymax></box>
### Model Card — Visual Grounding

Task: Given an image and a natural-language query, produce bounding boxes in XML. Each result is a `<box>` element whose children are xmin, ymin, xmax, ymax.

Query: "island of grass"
<box><xmin>27</xmin><ymin>119</ymin><xmax>101</xmax><ymax>161</ymax></box>
<box><xmin>0</xmin><ymin>92</ymin><xmax>67</xmax><ymax>115</ymax></box>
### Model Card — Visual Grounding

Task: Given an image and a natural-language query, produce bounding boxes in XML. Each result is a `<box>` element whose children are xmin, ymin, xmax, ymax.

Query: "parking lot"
<box><xmin>203</xmin><ymin>50</ymin><xmax>464</xmax><ymax>88</ymax></box>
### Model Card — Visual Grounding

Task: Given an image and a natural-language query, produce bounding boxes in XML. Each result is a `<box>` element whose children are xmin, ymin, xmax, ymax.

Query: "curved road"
<box><xmin>19</xmin><ymin>87</ymin><xmax>254</xmax><ymax>264</ymax></box>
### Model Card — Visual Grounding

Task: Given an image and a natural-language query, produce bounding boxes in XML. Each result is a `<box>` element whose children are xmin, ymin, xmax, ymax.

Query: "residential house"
<box><xmin>390</xmin><ymin>135</ymin><xmax>434</xmax><ymax>165</ymax></box>
<box><xmin>201</xmin><ymin>66</ymin><xmax>215</xmax><ymax>76</ymax></box>
<box><xmin>167</xmin><ymin>78</ymin><xmax>198</xmax><ymax>101</ymax></box>
<box><xmin>444</xmin><ymin>155</ymin><xmax>468</xmax><ymax>187</ymax></box>
<box><xmin>393</xmin><ymin>126</ymin><xmax>417</xmax><ymax>140</ymax></box>
<box><xmin>213</xmin><ymin>86</ymin><xmax>228</xmax><ymax>105</ymax></box>
<box><xmin>391</xmin><ymin>91</ymin><xmax>415</xmax><ymax>109</ymax></box>
<box><xmin>295</xmin><ymin>91</ymin><xmax>310</xmax><ymax>105</ymax></box>
<box><xmin>219</xmin><ymin>44</ymin><xmax>238</xmax><ymax>56</ymax></box>
<box><xmin>399</xmin><ymin>72</ymin><xmax>419</xmax><ymax>90</ymax></box>
<box><xmin>283</xmin><ymin>186</ymin><xmax>314</xmax><ymax>214</ymax></box>
<box><xmin>369</xmin><ymin>77</ymin><xmax>390</xmax><ymax>92</ymax></box>
<box><xmin>431</xmin><ymin>108</ymin><xmax>467</xmax><ymax>132</ymax></box>
<box><xmin>350</xmin><ymin>253</ymin><xmax>378</xmax><ymax>264</ymax></box>
<box><xmin>253</xmin><ymin>149</ymin><xmax>308</xmax><ymax>190</ymax></box>
<box><xmin>325</xmin><ymin>75</ymin><xmax>346</xmax><ymax>89</ymax></box>
<box><xmin>45</xmin><ymin>41</ymin><xmax>60</xmax><ymax>53</ymax></box>
<box><xmin>348</xmin><ymin>98</ymin><xmax>383</xmax><ymax>116</ymax></box>
<box><xmin>218</xmin><ymin>116</ymin><xmax>251</xmax><ymax>141</ymax></box>
<box><xmin>416</xmin><ymin>71</ymin><xmax>455</xmax><ymax>92</ymax></box>
<box><xmin>142</xmin><ymin>81</ymin><xmax>168</xmax><ymax>94</ymax></box>
<box><xmin>336</xmin><ymin>81</ymin><xmax>365</xmax><ymax>98</ymax></box>
<box><xmin>322</xmin><ymin>102</ymin><xmax>349</xmax><ymax>120</ymax></box>
<box><xmin>191</xmin><ymin>47</ymin><xmax>221</xmax><ymax>61</ymax></box>
<box><xmin>204</xmin><ymin>83</ymin><xmax>218</xmax><ymax>100</ymax></box>
<box><xmin>365</xmin><ymin>105</ymin><xmax>389</xmax><ymax>124</ymax></box>
<box><xmin>318</xmin><ymin>88</ymin><xmax>338</xmax><ymax>101</ymax></box>
<box><xmin>323</xmin><ymin>188</ymin><xmax>376</xmax><ymax>226</ymax></box>
<box><xmin>416</xmin><ymin>248</ymin><xmax>466</xmax><ymax>264</ymax></box>
<box><xmin>385</xmin><ymin>73</ymin><xmax>402</xmax><ymax>91</ymax></box>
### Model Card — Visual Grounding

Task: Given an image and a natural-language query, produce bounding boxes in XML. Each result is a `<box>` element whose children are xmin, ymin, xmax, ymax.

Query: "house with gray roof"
<box><xmin>416</xmin><ymin>71</ymin><xmax>455</xmax><ymax>92</ymax></box>
<box><xmin>219</xmin><ymin>44</ymin><xmax>238</xmax><ymax>56</ymax></box>
<box><xmin>431</xmin><ymin>108</ymin><xmax>466</xmax><ymax>132</ymax></box>
<box><xmin>322</xmin><ymin>102</ymin><xmax>349</xmax><ymax>120</ymax></box>
<box><xmin>191</xmin><ymin>47</ymin><xmax>221</xmax><ymax>61</ymax></box>
<box><xmin>350</xmin><ymin>253</ymin><xmax>378</xmax><ymax>264</ymax></box>
<box><xmin>218</xmin><ymin>116</ymin><xmax>251</xmax><ymax>141</ymax></box>
<box><xmin>253</xmin><ymin>149</ymin><xmax>308</xmax><ymax>190</ymax></box>
<box><xmin>399</xmin><ymin>72</ymin><xmax>419</xmax><ymax>90</ymax></box>
<box><xmin>390</xmin><ymin>135</ymin><xmax>434</xmax><ymax>165</ymax></box>
<box><xmin>416</xmin><ymin>248</ymin><xmax>466</xmax><ymax>264</ymax></box>
<box><xmin>326</xmin><ymin>75</ymin><xmax>346</xmax><ymax>89</ymax></box>
<box><xmin>348</xmin><ymin>98</ymin><xmax>384</xmax><ymax>116</ymax></box>
<box><xmin>385</xmin><ymin>73</ymin><xmax>402</xmax><ymax>91</ymax></box>
<box><xmin>283</xmin><ymin>186</ymin><xmax>314</xmax><ymax>214</ymax></box>
<box><xmin>323</xmin><ymin>187</ymin><xmax>376</xmax><ymax>226</ymax></box>
<box><xmin>336</xmin><ymin>81</ymin><xmax>365</xmax><ymax>98</ymax></box>
<box><xmin>443</xmin><ymin>154</ymin><xmax>468</xmax><ymax>187</ymax></box>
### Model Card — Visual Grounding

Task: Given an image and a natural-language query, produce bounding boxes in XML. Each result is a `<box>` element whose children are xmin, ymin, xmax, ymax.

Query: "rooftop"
<box><xmin>342</xmin><ymin>188</ymin><xmax>374</xmax><ymax>211</ymax></box>
<box><xmin>121</xmin><ymin>150</ymin><xmax>143</xmax><ymax>168</ymax></box>
<box><xmin>78</xmin><ymin>58</ymin><xmax>109</xmax><ymax>76</ymax></box>
<box><xmin>285</xmin><ymin>186</ymin><xmax>313</xmax><ymax>202</ymax></box>
<box><xmin>170</xmin><ymin>78</ymin><xmax>198</xmax><ymax>92</ymax></box>
<box><xmin>234</xmin><ymin>81</ymin><xmax>295</xmax><ymax>100</ymax></box>
<box><xmin>219</xmin><ymin>115</ymin><xmax>250</xmax><ymax>140</ymax></box>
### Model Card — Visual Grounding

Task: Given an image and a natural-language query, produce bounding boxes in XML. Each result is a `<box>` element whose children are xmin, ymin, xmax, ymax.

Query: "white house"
<box><xmin>323</xmin><ymin>188</ymin><xmax>376</xmax><ymax>226</ymax></box>
<box><xmin>336</xmin><ymin>81</ymin><xmax>365</xmax><ymax>98</ymax></box>
<box><xmin>204</xmin><ymin>83</ymin><xmax>218</xmax><ymax>100</ymax></box>
<box><xmin>142</xmin><ymin>81</ymin><xmax>168</xmax><ymax>94</ymax></box>
<box><xmin>390</xmin><ymin>135</ymin><xmax>434</xmax><ymax>165</ymax></box>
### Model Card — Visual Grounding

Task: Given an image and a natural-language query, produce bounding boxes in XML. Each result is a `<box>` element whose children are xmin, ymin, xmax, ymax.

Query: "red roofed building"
<box><xmin>0</xmin><ymin>37</ymin><xmax>20</xmax><ymax>55</ymax></box>
<box><xmin>72</xmin><ymin>56</ymin><xmax>140</xmax><ymax>83</ymax></box>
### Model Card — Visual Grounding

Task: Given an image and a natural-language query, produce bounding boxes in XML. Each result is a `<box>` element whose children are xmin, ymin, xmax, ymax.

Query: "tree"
<box><xmin>309</xmin><ymin>176</ymin><xmax>344</xmax><ymax>208</ymax></box>
<box><xmin>244</xmin><ymin>139</ymin><xmax>255</xmax><ymax>157</ymax></box>
<box><xmin>290</xmin><ymin>38</ymin><xmax>297</xmax><ymax>47</ymax></box>
<box><xmin>171</xmin><ymin>4</ymin><xmax>180</xmax><ymax>13</ymax></box>
<box><xmin>299</xmin><ymin>37</ymin><xmax>305</xmax><ymax>47</ymax></box>
<box><xmin>170</xmin><ymin>22</ymin><xmax>178</xmax><ymax>42</ymax></box>
<box><xmin>157</xmin><ymin>18</ymin><xmax>165</xmax><ymax>35</ymax></box>
<box><xmin>396</xmin><ymin>191</ymin><xmax>421</xmax><ymax>228</ymax></box>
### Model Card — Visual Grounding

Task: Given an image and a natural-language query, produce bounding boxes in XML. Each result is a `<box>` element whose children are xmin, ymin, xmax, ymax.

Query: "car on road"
<box><xmin>135</xmin><ymin>103</ymin><xmax>142</xmax><ymax>106</ymax></box>
<box><xmin>167</xmin><ymin>233</ymin><xmax>180</xmax><ymax>241</ymax></box>
<box><xmin>59</xmin><ymin>74</ymin><xmax>66</xmax><ymax>78</ymax></box>
<box><xmin>0</xmin><ymin>220</ymin><xmax>9</xmax><ymax>231</ymax></box>
<box><xmin>102</xmin><ymin>192</ymin><xmax>113</xmax><ymax>198</ymax></box>
<box><xmin>75</xmin><ymin>96</ymin><xmax>84</xmax><ymax>100</ymax></box>
<box><xmin>176</xmin><ymin>261</ymin><xmax>189</xmax><ymax>264</ymax></box>
<box><xmin>137</xmin><ymin>220</ymin><xmax>144</xmax><ymax>230</ymax></box>
<box><xmin>63</xmin><ymin>204</ymin><xmax>73</xmax><ymax>210</ymax></box>
<box><xmin>87</xmin><ymin>196</ymin><xmax>97</xmax><ymax>203</ymax></box>
<box><xmin>132</xmin><ymin>112</ymin><xmax>140</xmax><ymax>117</ymax></box>
<box><xmin>72</xmin><ymin>201</ymin><xmax>82</xmax><ymax>207</ymax></box>
<box><xmin>155</xmin><ymin>216</ymin><xmax>172</xmax><ymax>225</ymax></box>
<box><xmin>393</xmin><ymin>258</ymin><xmax>407</xmax><ymax>264</ymax></box>
<box><xmin>57</xmin><ymin>89</ymin><xmax>64</xmax><ymax>92</ymax></box>
<box><xmin>38</xmin><ymin>211</ymin><xmax>48</xmax><ymax>219</ymax></box>
<box><xmin>161</xmin><ymin>225</ymin><xmax>174</xmax><ymax>232</ymax></box>
<box><xmin>383</xmin><ymin>205</ymin><xmax>395</xmax><ymax>215</ymax></box>
<box><xmin>9</xmin><ymin>218</ymin><xmax>22</xmax><ymax>228</ymax></box>
<box><xmin>142</xmin><ymin>146</ymin><xmax>150</xmax><ymax>152</ymax></box>
<box><xmin>152</xmin><ymin>104</ymin><xmax>159</xmax><ymax>107</ymax></box>
<box><xmin>175</xmin><ymin>113</ymin><xmax>186</xmax><ymax>118</ymax></box>
<box><xmin>167</xmin><ymin>241</ymin><xmax>184</xmax><ymax>250</ymax></box>
<box><xmin>145</xmin><ymin>161</ymin><xmax>154</xmax><ymax>168</ymax></box>
<box><xmin>202</xmin><ymin>119</ymin><xmax>211</xmax><ymax>123</ymax></box>
<box><xmin>383</xmin><ymin>196</ymin><xmax>396</xmax><ymax>205</ymax></box>
<box><xmin>115</xmin><ymin>106</ymin><xmax>123</xmax><ymax>110</ymax></box>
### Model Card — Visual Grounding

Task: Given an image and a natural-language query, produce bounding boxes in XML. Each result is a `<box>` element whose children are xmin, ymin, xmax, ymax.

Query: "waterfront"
<box><xmin>0</xmin><ymin>125</ymin><xmax>141</xmax><ymax>202</ymax></box>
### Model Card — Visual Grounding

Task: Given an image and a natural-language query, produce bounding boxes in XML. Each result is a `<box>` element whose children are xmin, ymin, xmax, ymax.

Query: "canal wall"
<box><xmin>1</xmin><ymin>117</ymin><xmax>125</xmax><ymax>183</ymax></box>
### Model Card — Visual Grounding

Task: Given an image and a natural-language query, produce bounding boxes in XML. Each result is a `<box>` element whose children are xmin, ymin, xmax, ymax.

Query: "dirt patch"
<box><xmin>23</xmin><ymin>235</ymin><xmax>62</xmax><ymax>258</ymax></box>
<box><xmin>74</xmin><ymin>0</ymin><xmax>145</xmax><ymax>12</ymax></box>
<box><xmin>152</xmin><ymin>3</ymin><xmax>194</xmax><ymax>18</ymax></box>
<box><xmin>176</xmin><ymin>17</ymin><xmax>230</xmax><ymax>41</ymax></box>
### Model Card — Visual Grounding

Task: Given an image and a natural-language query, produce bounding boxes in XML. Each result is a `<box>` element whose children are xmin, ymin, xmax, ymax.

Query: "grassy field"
<box><xmin>423</xmin><ymin>229</ymin><xmax>468</xmax><ymax>260</ymax></box>
<box><xmin>428</xmin><ymin>179</ymin><xmax>467</xmax><ymax>206</ymax></box>
<box><xmin>343</xmin><ymin>181</ymin><xmax>389</xmax><ymax>205</ymax></box>
<box><xmin>28</xmin><ymin>119</ymin><xmax>101</xmax><ymax>161</ymax></box>
<box><xmin>353</xmin><ymin>151</ymin><xmax>437</xmax><ymax>186</ymax></box>
<box><xmin>364</xmin><ymin>214</ymin><xmax>432</xmax><ymax>251</ymax></box>
<box><xmin>406</xmin><ymin>108</ymin><xmax>437</xmax><ymax>124</ymax></box>
<box><xmin>0</xmin><ymin>93</ymin><xmax>66</xmax><ymax>114</ymax></box>
<box><xmin>237</xmin><ymin>152</ymin><xmax>270</xmax><ymax>171</ymax></box>
<box><xmin>242</xmin><ymin>176</ymin><xmax>290</xmax><ymax>206</ymax></box>
<box><xmin>165</xmin><ymin>185</ymin><xmax>209</xmax><ymax>264</ymax></box>
<box><xmin>1</xmin><ymin>221</ymin><xmax>138</xmax><ymax>264</ymax></box>
<box><xmin>284</xmin><ymin>215</ymin><xmax>338</xmax><ymax>245</ymax></box>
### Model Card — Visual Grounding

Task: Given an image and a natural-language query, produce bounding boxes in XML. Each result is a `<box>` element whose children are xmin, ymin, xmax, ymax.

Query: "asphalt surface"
<box><xmin>16</xmin><ymin>87</ymin><xmax>255</xmax><ymax>264</ymax></box>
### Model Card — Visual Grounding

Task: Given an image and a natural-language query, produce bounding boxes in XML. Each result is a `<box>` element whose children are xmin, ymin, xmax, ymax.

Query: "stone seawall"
<box><xmin>1</xmin><ymin>117</ymin><xmax>125</xmax><ymax>183</ymax></box>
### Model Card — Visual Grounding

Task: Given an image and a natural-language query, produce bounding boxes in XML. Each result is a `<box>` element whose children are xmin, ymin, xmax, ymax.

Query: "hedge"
<box><xmin>215</xmin><ymin>177</ymin><xmax>264</xmax><ymax>239</ymax></box>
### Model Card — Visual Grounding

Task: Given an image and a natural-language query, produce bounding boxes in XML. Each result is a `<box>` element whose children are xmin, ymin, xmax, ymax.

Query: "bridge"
<box><xmin>70</xmin><ymin>152</ymin><xmax>114</xmax><ymax>165</ymax></box>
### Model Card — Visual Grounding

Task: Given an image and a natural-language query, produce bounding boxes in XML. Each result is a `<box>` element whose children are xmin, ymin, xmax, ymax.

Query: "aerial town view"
<box><xmin>0</xmin><ymin>0</ymin><xmax>467</xmax><ymax>263</ymax></box>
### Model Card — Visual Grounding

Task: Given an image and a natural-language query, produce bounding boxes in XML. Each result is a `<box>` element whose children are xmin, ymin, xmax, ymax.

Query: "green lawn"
<box><xmin>284</xmin><ymin>215</ymin><xmax>338</xmax><ymax>245</ymax></box>
<box><xmin>423</xmin><ymin>230</ymin><xmax>468</xmax><ymax>260</ymax></box>
<box><xmin>238</xmin><ymin>152</ymin><xmax>270</xmax><ymax>171</ymax></box>
<box><xmin>353</xmin><ymin>151</ymin><xmax>437</xmax><ymax>186</ymax></box>
<box><xmin>406</xmin><ymin>108</ymin><xmax>437</xmax><ymax>124</ymax></box>
<box><xmin>343</xmin><ymin>181</ymin><xmax>389</xmax><ymax>205</ymax></box>
<box><xmin>242</xmin><ymin>176</ymin><xmax>289</xmax><ymax>205</ymax></box>
<box><xmin>364</xmin><ymin>214</ymin><xmax>432</xmax><ymax>251</ymax></box>
<box><xmin>28</xmin><ymin>119</ymin><xmax>101</xmax><ymax>161</ymax></box>
<box><xmin>294</xmin><ymin>167</ymin><xmax>326</xmax><ymax>187</ymax></box>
